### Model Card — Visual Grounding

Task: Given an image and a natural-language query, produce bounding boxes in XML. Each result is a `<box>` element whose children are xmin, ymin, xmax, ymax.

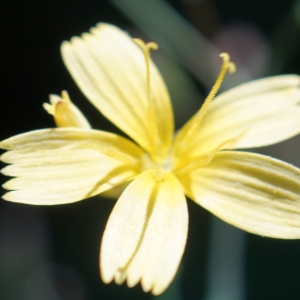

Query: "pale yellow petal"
<box><xmin>0</xmin><ymin>128</ymin><xmax>143</xmax><ymax>204</ymax></box>
<box><xmin>100</xmin><ymin>169</ymin><xmax>188</xmax><ymax>295</ymax></box>
<box><xmin>175</xmin><ymin>75</ymin><xmax>300</xmax><ymax>158</ymax></box>
<box><xmin>61</xmin><ymin>23</ymin><xmax>173</xmax><ymax>156</ymax></box>
<box><xmin>180</xmin><ymin>151</ymin><xmax>300</xmax><ymax>239</ymax></box>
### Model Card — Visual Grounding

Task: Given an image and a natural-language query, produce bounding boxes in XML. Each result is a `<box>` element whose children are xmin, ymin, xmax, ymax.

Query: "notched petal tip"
<box><xmin>100</xmin><ymin>268</ymin><xmax>114</xmax><ymax>285</ymax></box>
<box><xmin>43</xmin><ymin>91</ymin><xmax>91</xmax><ymax>129</ymax></box>
<box><xmin>1</xmin><ymin>164</ymin><xmax>12</xmax><ymax>175</ymax></box>
<box><xmin>60</xmin><ymin>40</ymin><xmax>71</xmax><ymax>52</ymax></box>
<box><xmin>90</xmin><ymin>23</ymin><xmax>109</xmax><ymax>38</ymax></box>
<box><xmin>63</xmin><ymin>36</ymin><xmax>84</xmax><ymax>51</ymax></box>
<box><xmin>1</xmin><ymin>192</ymin><xmax>10</xmax><ymax>201</ymax></box>
<box><xmin>0</xmin><ymin>140</ymin><xmax>14</xmax><ymax>151</ymax></box>
<box><xmin>0</xmin><ymin>142</ymin><xmax>6</xmax><ymax>150</ymax></box>
<box><xmin>1</xmin><ymin>191</ymin><xmax>15</xmax><ymax>202</ymax></box>
<box><xmin>114</xmin><ymin>270</ymin><xmax>127</xmax><ymax>285</ymax></box>
<box><xmin>100</xmin><ymin>171</ymin><xmax>187</xmax><ymax>295</ymax></box>
<box><xmin>184</xmin><ymin>151</ymin><xmax>300</xmax><ymax>239</ymax></box>
<box><xmin>0</xmin><ymin>128</ymin><xmax>141</xmax><ymax>205</ymax></box>
<box><xmin>293</xmin><ymin>74</ymin><xmax>300</xmax><ymax>84</ymax></box>
<box><xmin>61</xmin><ymin>21</ymin><xmax>174</xmax><ymax>156</ymax></box>
<box><xmin>81</xmin><ymin>33</ymin><xmax>92</xmax><ymax>41</ymax></box>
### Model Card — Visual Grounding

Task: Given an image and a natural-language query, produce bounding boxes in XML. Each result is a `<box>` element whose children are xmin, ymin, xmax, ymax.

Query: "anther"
<box><xmin>219</xmin><ymin>53</ymin><xmax>236</xmax><ymax>74</ymax></box>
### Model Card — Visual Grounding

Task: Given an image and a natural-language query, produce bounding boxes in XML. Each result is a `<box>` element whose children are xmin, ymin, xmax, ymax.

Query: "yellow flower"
<box><xmin>1</xmin><ymin>23</ymin><xmax>300</xmax><ymax>295</ymax></box>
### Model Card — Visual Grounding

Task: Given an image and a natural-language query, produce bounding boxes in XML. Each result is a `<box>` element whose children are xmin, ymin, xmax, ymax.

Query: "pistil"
<box><xmin>174</xmin><ymin>53</ymin><xmax>236</xmax><ymax>155</ymax></box>
<box><xmin>134</xmin><ymin>39</ymin><xmax>163</xmax><ymax>163</ymax></box>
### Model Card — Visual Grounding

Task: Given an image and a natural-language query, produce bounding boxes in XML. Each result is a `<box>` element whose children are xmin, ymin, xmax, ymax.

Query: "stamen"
<box><xmin>134</xmin><ymin>38</ymin><xmax>162</xmax><ymax>162</ymax></box>
<box><xmin>189</xmin><ymin>53</ymin><xmax>236</xmax><ymax>133</ymax></box>
<box><xmin>174</xmin><ymin>53</ymin><xmax>236</xmax><ymax>154</ymax></box>
<box><xmin>133</xmin><ymin>39</ymin><xmax>159</xmax><ymax>98</ymax></box>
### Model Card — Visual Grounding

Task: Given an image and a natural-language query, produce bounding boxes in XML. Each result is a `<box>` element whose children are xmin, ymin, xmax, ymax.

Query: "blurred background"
<box><xmin>1</xmin><ymin>0</ymin><xmax>300</xmax><ymax>299</ymax></box>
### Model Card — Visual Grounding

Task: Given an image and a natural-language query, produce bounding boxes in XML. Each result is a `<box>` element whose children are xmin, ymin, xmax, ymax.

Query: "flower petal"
<box><xmin>179</xmin><ymin>151</ymin><xmax>300</xmax><ymax>239</ymax></box>
<box><xmin>1</xmin><ymin>128</ymin><xmax>143</xmax><ymax>204</ymax></box>
<box><xmin>61</xmin><ymin>23</ymin><xmax>173</xmax><ymax>156</ymax></box>
<box><xmin>100</xmin><ymin>169</ymin><xmax>188</xmax><ymax>295</ymax></box>
<box><xmin>43</xmin><ymin>91</ymin><xmax>91</xmax><ymax>129</ymax></box>
<box><xmin>176</xmin><ymin>75</ymin><xmax>300</xmax><ymax>158</ymax></box>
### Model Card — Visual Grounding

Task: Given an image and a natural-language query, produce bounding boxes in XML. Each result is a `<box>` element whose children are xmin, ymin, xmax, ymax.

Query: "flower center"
<box><xmin>141</xmin><ymin>153</ymin><xmax>174</xmax><ymax>182</ymax></box>
<box><xmin>141</xmin><ymin>152</ymin><xmax>173</xmax><ymax>171</ymax></box>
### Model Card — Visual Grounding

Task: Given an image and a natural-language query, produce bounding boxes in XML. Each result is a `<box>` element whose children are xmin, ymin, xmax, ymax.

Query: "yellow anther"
<box><xmin>133</xmin><ymin>39</ymin><xmax>159</xmax><ymax>51</ymax></box>
<box><xmin>219</xmin><ymin>52</ymin><xmax>230</xmax><ymax>63</ymax></box>
<box><xmin>219</xmin><ymin>53</ymin><xmax>236</xmax><ymax>74</ymax></box>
